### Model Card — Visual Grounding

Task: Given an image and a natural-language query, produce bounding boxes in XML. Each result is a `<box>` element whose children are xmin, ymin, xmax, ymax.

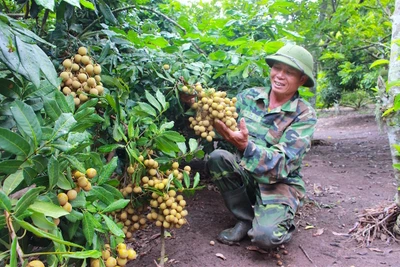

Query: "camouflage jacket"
<box><xmin>236</xmin><ymin>87</ymin><xmax>317</xmax><ymax>206</ymax></box>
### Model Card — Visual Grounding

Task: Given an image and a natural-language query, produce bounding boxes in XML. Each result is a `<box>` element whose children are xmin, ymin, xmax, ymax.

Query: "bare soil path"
<box><xmin>129</xmin><ymin>109</ymin><xmax>399</xmax><ymax>267</ymax></box>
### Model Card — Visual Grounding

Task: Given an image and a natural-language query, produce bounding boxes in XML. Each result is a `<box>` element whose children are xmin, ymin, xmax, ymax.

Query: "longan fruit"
<box><xmin>94</xmin><ymin>64</ymin><xmax>102</xmax><ymax>75</ymax></box>
<box><xmin>60</xmin><ymin>71</ymin><xmax>70</xmax><ymax>81</ymax></box>
<box><xmin>105</xmin><ymin>256</ymin><xmax>117</xmax><ymax>267</ymax></box>
<box><xmin>127</xmin><ymin>249</ymin><xmax>137</xmax><ymax>260</ymax></box>
<box><xmin>62</xmin><ymin>202</ymin><xmax>72</xmax><ymax>212</ymax></box>
<box><xmin>78</xmin><ymin>47</ymin><xmax>88</xmax><ymax>56</ymax></box>
<box><xmin>102</xmin><ymin>250</ymin><xmax>111</xmax><ymax>260</ymax></box>
<box><xmin>89</xmin><ymin>88</ymin><xmax>99</xmax><ymax>95</ymax></box>
<box><xmin>77</xmin><ymin>176</ymin><xmax>88</xmax><ymax>188</ymax></box>
<box><xmin>87</xmin><ymin>77</ymin><xmax>96</xmax><ymax>87</ymax></box>
<box><xmin>81</xmin><ymin>55</ymin><xmax>90</xmax><ymax>65</ymax></box>
<box><xmin>74</xmin><ymin>54</ymin><xmax>82</xmax><ymax>63</ymax></box>
<box><xmin>118</xmin><ymin>248</ymin><xmax>128</xmax><ymax>259</ymax></box>
<box><xmin>77</xmin><ymin>73</ymin><xmax>87</xmax><ymax>82</ymax></box>
<box><xmin>57</xmin><ymin>193</ymin><xmax>68</xmax><ymax>206</ymax></box>
<box><xmin>67</xmin><ymin>189</ymin><xmax>77</xmax><ymax>201</ymax></box>
<box><xmin>85</xmin><ymin>64</ymin><xmax>94</xmax><ymax>75</ymax></box>
<box><xmin>62</xmin><ymin>87</ymin><xmax>71</xmax><ymax>95</ymax></box>
<box><xmin>172</xmin><ymin>162</ymin><xmax>179</xmax><ymax>169</ymax></box>
<box><xmin>86</xmin><ymin>168</ymin><xmax>97</xmax><ymax>179</ymax></box>
<box><xmin>27</xmin><ymin>260</ymin><xmax>45</xmax><ymax>267</ymax></box>
<box><xmin>71</xmin><ymin>63</ymin><xmax>80</xmax><ymax>72</ymax></box>
<box><xmin>74</xmin><ymin>97</ymin><xmax>81</xmax><ymax>107</ymax></box>
<box><xmin>83</xmin><ymin>182</ymin><xmax>92</xmax><ymax>191</ymax></box>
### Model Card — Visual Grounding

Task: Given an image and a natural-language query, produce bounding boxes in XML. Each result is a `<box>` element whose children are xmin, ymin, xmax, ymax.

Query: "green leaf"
<box><xmin>48</xmin><ymin>156</ymin><xmax>59</xmax><ymax>190</ymax></box>
<box><xmin>90</xmin><ymin>186</ymin><xmax>114</xmax><ymax>205</ymax></box>
<box><xmin>31</xmin><ymin>212</ymin><xmax>56</xmax><ymax>231</ymax></box>
<box><xmin>63</xmin><ymin>250</ymin><xmax>102</xmax><ymax>259</ymax></box>
<box><xmin>43</xmin><ymin>95</ymin><xmax>62</xmax><ymax>121</ymax></box>
<box><xmin>83</xmin><ymin>212</ymin><xmax>95</xmax><ymax>245</ymax></box>
<box><xmin>98</xmin><ymin>144</ymin><xmax>124</xmax><ymax>153</ymax></box>
<box><xmin>35</xmin><ymin>0</ymin><xmax>55</xmax><ymax>11</ymax></box>
<box><xmin>14</xmin><ymin>186</ymin><xmax>45</xmax><ymax>218</ymax></box>
<box><xmin>55</xmin><ymin>90</ymin><xmax>73</xmax><ymax>113</ymax></box>
<box><xmin>156</xmin><ymin>90</ymin><xmax>166</xmax><ymax>110</ymax></box>
<box><xmin>145</xmin><ymin>90</ymin><xmax>161</xmax><ymax>112</ymax></box>
<box><xmin>60</xmin><ymin>154</ymin><xmax>86</xmax><ymax>173</ymax></box>
<box><xmin>177</xmin><ymin>142</ymin><xmax>187</xmax><ymax>154</ymax></box>
<box><xmin>15</xmin><ymin>35</ymin><xmax>58</xmax><ymax>88</ymax></box>
<box><xmin>10</xmin><ymin>100</ymin><xmax>42</xmax><ymax>147</ymax></box>
<box><xmin>188</xmin><ymin>138</ymin><xmax>198</xmax><ymax>153</ymax></box>
<box><xmin>183</xmin><ymin>171</ymin><xmax>190</xmax><ymax>189</ymax></box>
<box><xmin>97</xmin><ymin>157</ymin><xmax>118</xmax><ymax>185</ymax></box>
<box><xmin>98</xmin><ymin>1</ymin><xmax>118</xmax><ymax>24</ymax></box>
<box><xmin>29</xmin><ymin>201</ymin><xmax>69</xmax><ymax>218</ymax></box>
<box><xmin>80</xmin><ymin>0</ymin><xmax>94</xmax><ymax>10</ymax></box>
<box><xmin>50</xmin><ymin>113</ymin><xmax>77</xmax><ymax>140</ymax></box>
<box><xmin>209</xmin><ymin>50</ymin><xmax>227</xmax><ymax>60</ymax></box>
<box><xmin>0</xmin><ymin>190</ymin><xmax>12</xmax><ymax>211</ymax></box>
<box><xmin>3</xmin><ymin>170</ymin><xmax>24</xmax><ymax>196</ymax></box>
<box><xmin>102</xmin><ymin>199</ymin><xmax>130</xmax><ymax>213</ymax></box>
<box><xmin>0</xmin><ymin>128</ymin><xmax>31</xmax><ymax>156</ymax></box>
<box><xmin>138</xmin><ymin>102</ymin><xmax>157</xmax><ymax>117</ymax></box>
<box><xmin>63</xmin><ymin>0</ymin><xmax>80</xmax><ymax>8</ymax></box>
<box><xmin>101</xmin><ymin>214</ymin><xmax>125</xmax><ymax>237</ymax></box>
<box><xmin>370</xmin><ymin>59</ymin><xmax>390</xmax><ymax>69</ymax></box>
<box><xmin>10</xmin><ymin>237</ymin><xmax>17</xmax><ymax>267</ymax></box>
<box><xmin>57</xmin><ymin>173</ymin><xmax>74</xmax><ymax>190</ymax></box>
<box><xmin>15</xmin><ymin>217</ymin><xmax>84</xmax><ymax>248</ymax></box>
<box><xmin>162</xmin><ymin>131</ymin><xmax>185</xmax><ymax>142</ymax></box>
<box><xmin>193</xmin><ymin>172</ymin><xmax>200</xmax><ymax>188</ymax></box>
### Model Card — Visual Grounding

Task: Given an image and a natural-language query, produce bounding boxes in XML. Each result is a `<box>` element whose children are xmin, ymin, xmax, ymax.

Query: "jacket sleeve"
<box><xmin>240</xmin><ymin>109</ymin><xmax>317</xmax><ymax>184</ymax></box>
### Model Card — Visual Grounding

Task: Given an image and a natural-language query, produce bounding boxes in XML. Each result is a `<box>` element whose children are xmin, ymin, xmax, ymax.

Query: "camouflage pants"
<box><xmin>206</xmin><ymin>149</ymin><xmax>298</xmax><ymax>248</ymax></box>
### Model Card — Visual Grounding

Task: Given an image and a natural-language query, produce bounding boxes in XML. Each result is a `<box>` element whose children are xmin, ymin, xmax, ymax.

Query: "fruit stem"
<box><xmin>160</xmin><ymin>226</ymin><xmax>165</xmax><ymax>267</ymax></box>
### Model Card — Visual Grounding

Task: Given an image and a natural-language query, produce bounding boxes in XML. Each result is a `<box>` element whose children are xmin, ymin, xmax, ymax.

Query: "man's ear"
<box><xmin>299</xmin><ymin>75</ymin><xmax>308</xmax><ymax>86</ymax></box>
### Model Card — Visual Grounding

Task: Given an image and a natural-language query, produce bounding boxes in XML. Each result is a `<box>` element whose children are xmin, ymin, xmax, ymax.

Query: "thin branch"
<box><xmin>299</xmin><ymin>245</ymin><xmax>316</xmax><ymax>266</ymax></box>
<box><xmin>39</xmin><ymin>9</ymin><xmax>49</xmax><ymax>36</ymax></box>
<box><xmin>2</xmin><ymin>0</ymin><xmax>10</xmax><ymax>13</ymax></box>
<box><xmin>5</xmin><ymin>211</ymin><xmax>24</xmax><ymax>263</ymax></box>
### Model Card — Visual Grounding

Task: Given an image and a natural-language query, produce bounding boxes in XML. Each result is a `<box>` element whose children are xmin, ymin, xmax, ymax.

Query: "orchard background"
<box><xmin>0</xmin><ymin>0</ymin><xmax>398</xmax><ymax>266</ymax></box>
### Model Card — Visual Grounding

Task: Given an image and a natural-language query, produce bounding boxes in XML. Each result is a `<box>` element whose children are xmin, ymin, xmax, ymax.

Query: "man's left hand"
<box><xmin>214</xmin><ymin>118</ymin><xmax>249</xmax><ymax>152</ymax></box>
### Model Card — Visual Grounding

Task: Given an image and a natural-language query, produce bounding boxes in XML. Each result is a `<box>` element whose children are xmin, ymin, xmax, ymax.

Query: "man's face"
<box><xmin>269</xmin><ymin>62</ymin><xmax>308</xmax><ymax>97</ymax></box>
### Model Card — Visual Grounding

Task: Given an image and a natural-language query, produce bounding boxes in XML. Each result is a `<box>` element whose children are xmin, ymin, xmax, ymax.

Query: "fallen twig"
<box><xmin>299</xmin><ymin>245</ymin><xmax>316</xmax><ymax>266</ymax></box>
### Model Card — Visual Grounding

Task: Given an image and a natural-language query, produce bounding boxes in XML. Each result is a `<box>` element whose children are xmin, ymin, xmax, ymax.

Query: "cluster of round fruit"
<box><xmin>186</xmin><ymin>83</ymin><xmax>239</xmax><ymax>142</ymax></box>
<box><xmin>111</xmin><ymin>202</ymin><xmax>147</xmax><ymax>241</ymax></box>
<box><xmin>148</xmin><ymin>188</ymin><xmax>188</xmax><ymax>229</ymax></box>
<box><xmin>145</xmin><ymin>161</ymin><xmax>189</xmax><ymax>229</ymax></box>
<box><xmin>57</xmin><ymin>168</ymin><xmax>97</xmax><ymax>212</ymax></box>
<box><xmin>90</xmin><ymin>243</ymin><xmax>137</xmax><ymax>267</ymax></box>
<box><xmin>59</xmin><ymin>46</ymin><xmax>104</xmax><ymax>107</ymax></box>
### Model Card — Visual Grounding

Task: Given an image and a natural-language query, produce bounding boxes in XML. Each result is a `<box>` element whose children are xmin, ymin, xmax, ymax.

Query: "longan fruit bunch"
<box><xmin>145</xmin><ymin>161</ymin><xmax>189</xmax><ymax>229</ymax></box>
<box><xmin>112</xmin><ymin>202</ymin><xmax>147</xmax><ymax>241</ymax></box>
<box><xmin>148</xmin><ymin>188</ymin><xmax>188</xmax><ymax>229</ymax></box>
<box><xmin>187</xmin><ymin>83</ymin><xmax>239</xmax><ymax>142</ymax></box>
<box><xmin>99</xmin><ymin>243</ymin><xmax>137</xmax><ymax>267</ymax></box>
<box><xmin>57</xmin><ymin>168</ymin><xmax>97</xmax><ymax>212</ymax></box>
<box><xmin>59</xmin><ymin>46</ymin><xmax>104</xmax><ymax>108</ymax></box>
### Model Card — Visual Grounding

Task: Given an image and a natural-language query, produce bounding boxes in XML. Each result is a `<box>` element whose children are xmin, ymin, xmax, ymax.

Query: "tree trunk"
<box><xmin>387</xmin><ymin>0</ymin><xmax>400</xmax><ymax>208</ymax></box>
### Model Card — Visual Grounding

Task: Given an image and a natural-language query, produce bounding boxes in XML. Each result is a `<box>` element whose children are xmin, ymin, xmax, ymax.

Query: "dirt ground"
<box><xmin>129</xmin><ymin>108</ymin><xmax>399</xmax><ymax>267</ymax></box>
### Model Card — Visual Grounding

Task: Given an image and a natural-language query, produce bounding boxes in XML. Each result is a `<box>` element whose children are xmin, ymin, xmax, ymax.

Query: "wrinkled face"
<box><xmin>270</xmin><ymin>62</ymin><xmax>308</xmax><ymax>97</ymax></box>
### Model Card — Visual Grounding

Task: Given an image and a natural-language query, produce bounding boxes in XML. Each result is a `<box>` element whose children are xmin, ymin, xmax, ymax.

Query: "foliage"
<box><xmin>340</xmin><ymin>90</ymin><xmax>373</xmax><ymax>110</ymax></box>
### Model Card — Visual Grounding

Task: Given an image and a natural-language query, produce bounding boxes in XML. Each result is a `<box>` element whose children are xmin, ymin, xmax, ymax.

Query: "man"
<box><xmin>207</xmin><ymin>44</ymin><xmax>317</xmax><ymax>249</ymax></box>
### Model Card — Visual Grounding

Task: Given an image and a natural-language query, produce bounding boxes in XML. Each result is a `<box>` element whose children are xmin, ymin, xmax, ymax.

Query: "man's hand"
<box><xmin>214</xmin><ymin>118</ymin><xmax>249</xmax><ymax>151</ymax></box>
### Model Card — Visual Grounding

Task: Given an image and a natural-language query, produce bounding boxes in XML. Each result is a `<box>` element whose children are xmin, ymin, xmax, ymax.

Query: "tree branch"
<box><xmin>39</xmin><ymin>9</ymin><xmax>49</xmax><ymax>36</ymax></box>
<box><xmin>5</xmin><ymin>211</ymin><xmax>24</xmax><ymax>263</ymax></box>
<box><xmin>2</xmin><ymin>0</ymin><xmax>10</xmax><ymax>13</ymax></box>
